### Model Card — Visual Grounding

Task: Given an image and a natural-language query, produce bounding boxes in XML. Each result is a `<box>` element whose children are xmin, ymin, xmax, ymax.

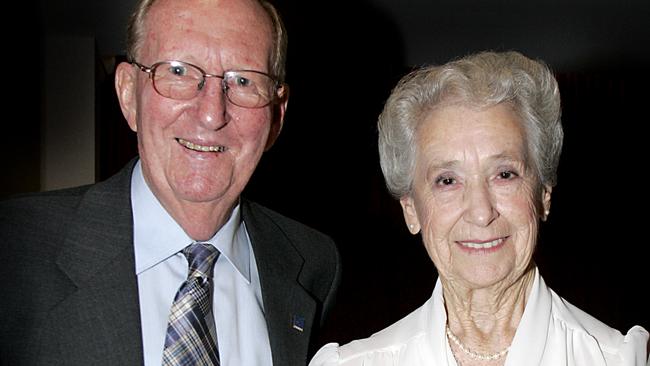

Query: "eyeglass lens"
<box><xmin>149</xmin><ymin>61</ymin><xmax>279</xmax><ymax>108</ymax></box>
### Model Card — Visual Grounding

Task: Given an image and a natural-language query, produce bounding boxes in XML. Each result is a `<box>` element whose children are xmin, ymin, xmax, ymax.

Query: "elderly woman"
<box><xmin>309</xmin><ymin>51</ymin><xmax>649</xmax><ymax>366</ymax></box>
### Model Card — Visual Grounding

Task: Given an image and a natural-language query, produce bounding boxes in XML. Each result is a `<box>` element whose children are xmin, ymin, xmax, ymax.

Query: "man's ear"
<box><xmin>115</xmin><ymin>62</ymin><xmax>138</xmax><ymax>132</ymax></box>
<box><xmin>400</xmin><ymin>194</ymin><xmax>421</xmax><ymax>234</ymax></box>
<box><xmin>264</xmin><ymin>86</ymin><xmax>289</xmax><ymax>151</ymax></box>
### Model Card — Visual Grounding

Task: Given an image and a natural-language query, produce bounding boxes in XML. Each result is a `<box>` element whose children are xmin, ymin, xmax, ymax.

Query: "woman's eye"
<box><xmin>498</xmin><ymin>170</ymin><xmax>518</xmax><ymax>180</ymax></box>
<box><xmin>436</xmin><ymin>176</ymin><xmax>456</xmax><ymax>186</ymax></box>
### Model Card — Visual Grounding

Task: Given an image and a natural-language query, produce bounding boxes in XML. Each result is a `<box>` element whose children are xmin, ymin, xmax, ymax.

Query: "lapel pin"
<box><xmin>291</xmin><ymin>315</ymin><xmax>305</xmax><ymax>332</ymax></box>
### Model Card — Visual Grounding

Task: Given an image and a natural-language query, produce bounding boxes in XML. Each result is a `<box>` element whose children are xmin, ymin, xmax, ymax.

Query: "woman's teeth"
<box><xmin>459</xmin><ymin>237</ymin><xmax>505</xmax><ymax>249</ymax></box>
<box><xmin>177</xmin><ymin>138</ymin><xmax>226</xmax><ymax>152</ymax></box>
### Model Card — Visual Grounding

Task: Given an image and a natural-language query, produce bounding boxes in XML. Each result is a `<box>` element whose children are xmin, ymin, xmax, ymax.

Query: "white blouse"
<box><xmin>309</xmin><ymin>268</ymin><xmax>648</xmax><ymax>366</ymax></box>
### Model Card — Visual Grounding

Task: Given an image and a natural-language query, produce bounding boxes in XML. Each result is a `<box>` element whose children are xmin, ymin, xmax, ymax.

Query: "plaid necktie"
<box><xmin>162</xmin><ymin>243</ymin><xmax>221</xmax><ymax>366</ymax></box>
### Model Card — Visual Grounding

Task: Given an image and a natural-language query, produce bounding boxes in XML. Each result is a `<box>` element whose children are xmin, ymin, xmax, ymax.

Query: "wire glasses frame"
<box><xmin>130</xmin><ymin>60</ymin><xmax>287</xmax><ymax>108</ymax></box>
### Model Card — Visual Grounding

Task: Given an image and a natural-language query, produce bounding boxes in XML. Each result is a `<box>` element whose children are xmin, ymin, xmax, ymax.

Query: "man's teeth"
<box><xmin>459</xmin><ymin>238</ymin><xmax>505</xmax><ymax>249</ymax></box>
<box><xmin>177</xmin><ymin>138</ymin><xmax>226</xmax><ymax>152</ymax></box>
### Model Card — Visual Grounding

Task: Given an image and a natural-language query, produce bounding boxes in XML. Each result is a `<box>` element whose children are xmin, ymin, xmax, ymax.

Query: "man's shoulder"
<box><xmin>242</xmin><ymin>199</ymin><xmax>335</xmax><ymax>247</ymax></box>
<box><xmin>1</xmin><ymin>185</ymin><xmax>92</xmax><ymax>228</ymax></box>
<box><xmin>242</xmin><ymin>199</ymin><xmax>342</xmax><ymax>311</ymax></box>
<box><xmin>0</xmin><ymin>186</ymin><xmax>95</xmax><ymax>274</ymax></box>
<box><xmin>1</xmin><ymin>160</ymin><xmax>136</xmax><ymax>232</ymax></box>
<box><xmin>241</xmin><ymin>198</ymin><xmax>340</xmax><ymax>280</ymax></box>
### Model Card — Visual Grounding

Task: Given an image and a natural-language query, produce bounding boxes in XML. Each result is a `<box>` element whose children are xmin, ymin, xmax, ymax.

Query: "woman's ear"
<box><xmin>115</xmin><ymin>62</ymin><xmax>138</xmax><ymax>132</ymax></box>
<box><xmin>541</xmin><ymin>184</ymin><xmax>553</xmax><ymax>221</ymax></box>
<box><xmin>400</xmin><ymin>194</ymin><xmax>421</xmax><ymax>234</ymax></box>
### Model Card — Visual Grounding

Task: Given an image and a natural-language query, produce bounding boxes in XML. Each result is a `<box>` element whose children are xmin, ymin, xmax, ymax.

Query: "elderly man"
<box><xmin>0</xmin><ymin>1</ymin><xmax>340</xmax><ymax>365</ymax></box>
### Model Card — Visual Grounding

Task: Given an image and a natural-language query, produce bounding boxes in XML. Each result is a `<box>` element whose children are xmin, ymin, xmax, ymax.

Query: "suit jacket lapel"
<box><xmin>242</xmin><ymin>200</ymin><xmax>317</xmax><ymax>366</ymax></box>
<box><xmin>51</xmin><ymin>160</ymin><xmax>144</xmax><ymax>365</ymax></box>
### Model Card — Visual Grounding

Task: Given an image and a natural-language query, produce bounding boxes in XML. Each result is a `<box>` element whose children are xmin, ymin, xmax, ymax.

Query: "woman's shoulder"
<box><xmin>308</xmin><ymin>340</ymin><xmax>413</xmax><ymax>366</ymax></box>
<box><xmin>549</xmin><ymin>288</ymin><xmax>649</xmax><ymax>365</ymax></box>
<box><xmin>309</xmin><ymin>297</ymin><xmax>436</xmax><ymax>366</ymax></box>
<box><xmin>309</xmin><ymin>335</ymin><xmax>430</xmax><ymax>366</ymax></box>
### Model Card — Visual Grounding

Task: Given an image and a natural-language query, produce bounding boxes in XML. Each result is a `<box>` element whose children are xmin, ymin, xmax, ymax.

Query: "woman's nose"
<box><xmin>463</xmin><ymin>180</ymin><xmax>498</xmax><ymax>227</ymax></box>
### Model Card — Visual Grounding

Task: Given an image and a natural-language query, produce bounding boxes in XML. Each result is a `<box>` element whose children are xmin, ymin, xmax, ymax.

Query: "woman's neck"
<box><xmin>441</xmin><ymin>266</ymin><xmax>536</xmax><ymax>357</ymax></box>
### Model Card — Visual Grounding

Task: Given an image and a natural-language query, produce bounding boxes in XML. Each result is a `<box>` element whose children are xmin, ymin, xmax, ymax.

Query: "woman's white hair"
<box><xmin>378</xmin><ymin>50</ymin><xmax>564</xmax><ymax>198</ymax></box>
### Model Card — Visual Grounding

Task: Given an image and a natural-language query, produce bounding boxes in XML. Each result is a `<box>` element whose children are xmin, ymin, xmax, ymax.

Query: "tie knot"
<box><xmin>182</xmin><ymin>243</ymin><xmax>220</xmax><ymax>279</ymax></box>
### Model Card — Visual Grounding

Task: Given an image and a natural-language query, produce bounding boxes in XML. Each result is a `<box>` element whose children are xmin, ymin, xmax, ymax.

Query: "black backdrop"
<box><xmin>251</xmin><ymin>1</ymin><xmax>650</xmax><ymax>344</ymax></box>
<box><xmin>6</xmin><ymin>0</ymin><xmax>649</xmax><ymax>350</ymax></box>
<box><xmin>257</xmin><ymin>1</ymin><xmax>649</xmax><ymax>345</ymax></box>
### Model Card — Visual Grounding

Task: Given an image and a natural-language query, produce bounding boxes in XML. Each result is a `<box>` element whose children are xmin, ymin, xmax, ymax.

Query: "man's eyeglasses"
<box><xmin>130</xmin><ymin>60</ymin><xmax>286</xmax><ymax>108</ymax></box>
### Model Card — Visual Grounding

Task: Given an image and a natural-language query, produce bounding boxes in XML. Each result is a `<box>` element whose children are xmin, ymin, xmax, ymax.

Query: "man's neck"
<box><xmin>167</xmin><ymin>199</ymin><xmax>238</xmax><ymax>241</ymax></box>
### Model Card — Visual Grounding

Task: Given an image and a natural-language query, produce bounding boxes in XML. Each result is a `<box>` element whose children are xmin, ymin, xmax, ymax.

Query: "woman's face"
<box><xmin>400</xmin><ymin>103</ymin><xmax>551</xmax><ymax>289</ymax></box>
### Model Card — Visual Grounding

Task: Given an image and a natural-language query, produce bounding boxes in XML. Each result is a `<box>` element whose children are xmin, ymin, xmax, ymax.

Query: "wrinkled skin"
<box><xmin>400</xmin><ymin>103</ymin><xmax>552</xmax><ymax>362</ymax></box>
<box><xmin>115</xmin><ymin>0</ymin><xmax>287</xmax><ymax>240</ymax></box>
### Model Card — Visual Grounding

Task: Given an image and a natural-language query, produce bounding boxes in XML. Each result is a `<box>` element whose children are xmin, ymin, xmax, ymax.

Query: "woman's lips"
<box><xmin>456</xmin><ymin>236</ymin><xmax>508</xmax><ymax>253</ymax></box>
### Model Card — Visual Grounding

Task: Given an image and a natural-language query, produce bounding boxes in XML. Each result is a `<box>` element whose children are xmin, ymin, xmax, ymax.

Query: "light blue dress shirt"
<box><xmin>131</xmin><ymin>161</ymin><xmax>272</xmax><ymax>366</ymax></box>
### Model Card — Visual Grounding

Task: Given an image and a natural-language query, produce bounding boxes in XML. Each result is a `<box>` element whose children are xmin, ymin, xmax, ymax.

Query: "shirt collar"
<box><xmin>434</xmin><ymin>267</ymin><xmax>547</xmax><ymax>366</ymax></box>
<box><xmin>504</xmin><ymin>267</ymin><xmax>548</xmax><ymax>365</ymax></box>
<box><xmin>131</xmin><ymin>160</ymin><xmax>251</xmax><ymax>283</ymax></box>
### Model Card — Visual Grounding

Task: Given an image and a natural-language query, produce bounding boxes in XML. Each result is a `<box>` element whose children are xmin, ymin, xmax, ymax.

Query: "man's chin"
<box><xmin>172</xmin><ymin>185</ymin><xmax>232</xmax><ymax>205</ymax></box>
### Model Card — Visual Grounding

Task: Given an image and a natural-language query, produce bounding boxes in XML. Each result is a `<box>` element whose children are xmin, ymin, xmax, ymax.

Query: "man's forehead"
<box><xmin>139</xmin><ymin>0</ymin><xmax>274</xmax><ymax>61</ymax></box>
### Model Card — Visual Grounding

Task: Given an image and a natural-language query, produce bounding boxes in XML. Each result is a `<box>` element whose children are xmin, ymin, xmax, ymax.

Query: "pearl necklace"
<box><xmin>445</xmin><ymin>325</ymin><xmax>510</xmax><ymax>361</ymax></box>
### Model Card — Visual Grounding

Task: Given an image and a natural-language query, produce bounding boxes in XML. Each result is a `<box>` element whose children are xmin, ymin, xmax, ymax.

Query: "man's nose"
<box><xmin>195</xmin><ymin>77</ymin><xmax>229</xmax><ymax>130</ymax></box>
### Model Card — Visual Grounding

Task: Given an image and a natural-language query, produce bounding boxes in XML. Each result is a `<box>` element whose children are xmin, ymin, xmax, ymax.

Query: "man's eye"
<box><xmin>168</xmin><ymin>65</ymin><xmax>188</xmax><ymax>76</ymax></box>
<box><xmin>234</xmin><ymin>76</ymin><xmax>252</xmax><ymax>87</ymax></box>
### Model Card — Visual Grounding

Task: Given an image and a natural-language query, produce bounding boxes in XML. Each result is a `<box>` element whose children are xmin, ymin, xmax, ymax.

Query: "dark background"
<box><xmin>6</xmin><ymin>0</ymin><xmax>649</xmax><ymax>348</ymax></box>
